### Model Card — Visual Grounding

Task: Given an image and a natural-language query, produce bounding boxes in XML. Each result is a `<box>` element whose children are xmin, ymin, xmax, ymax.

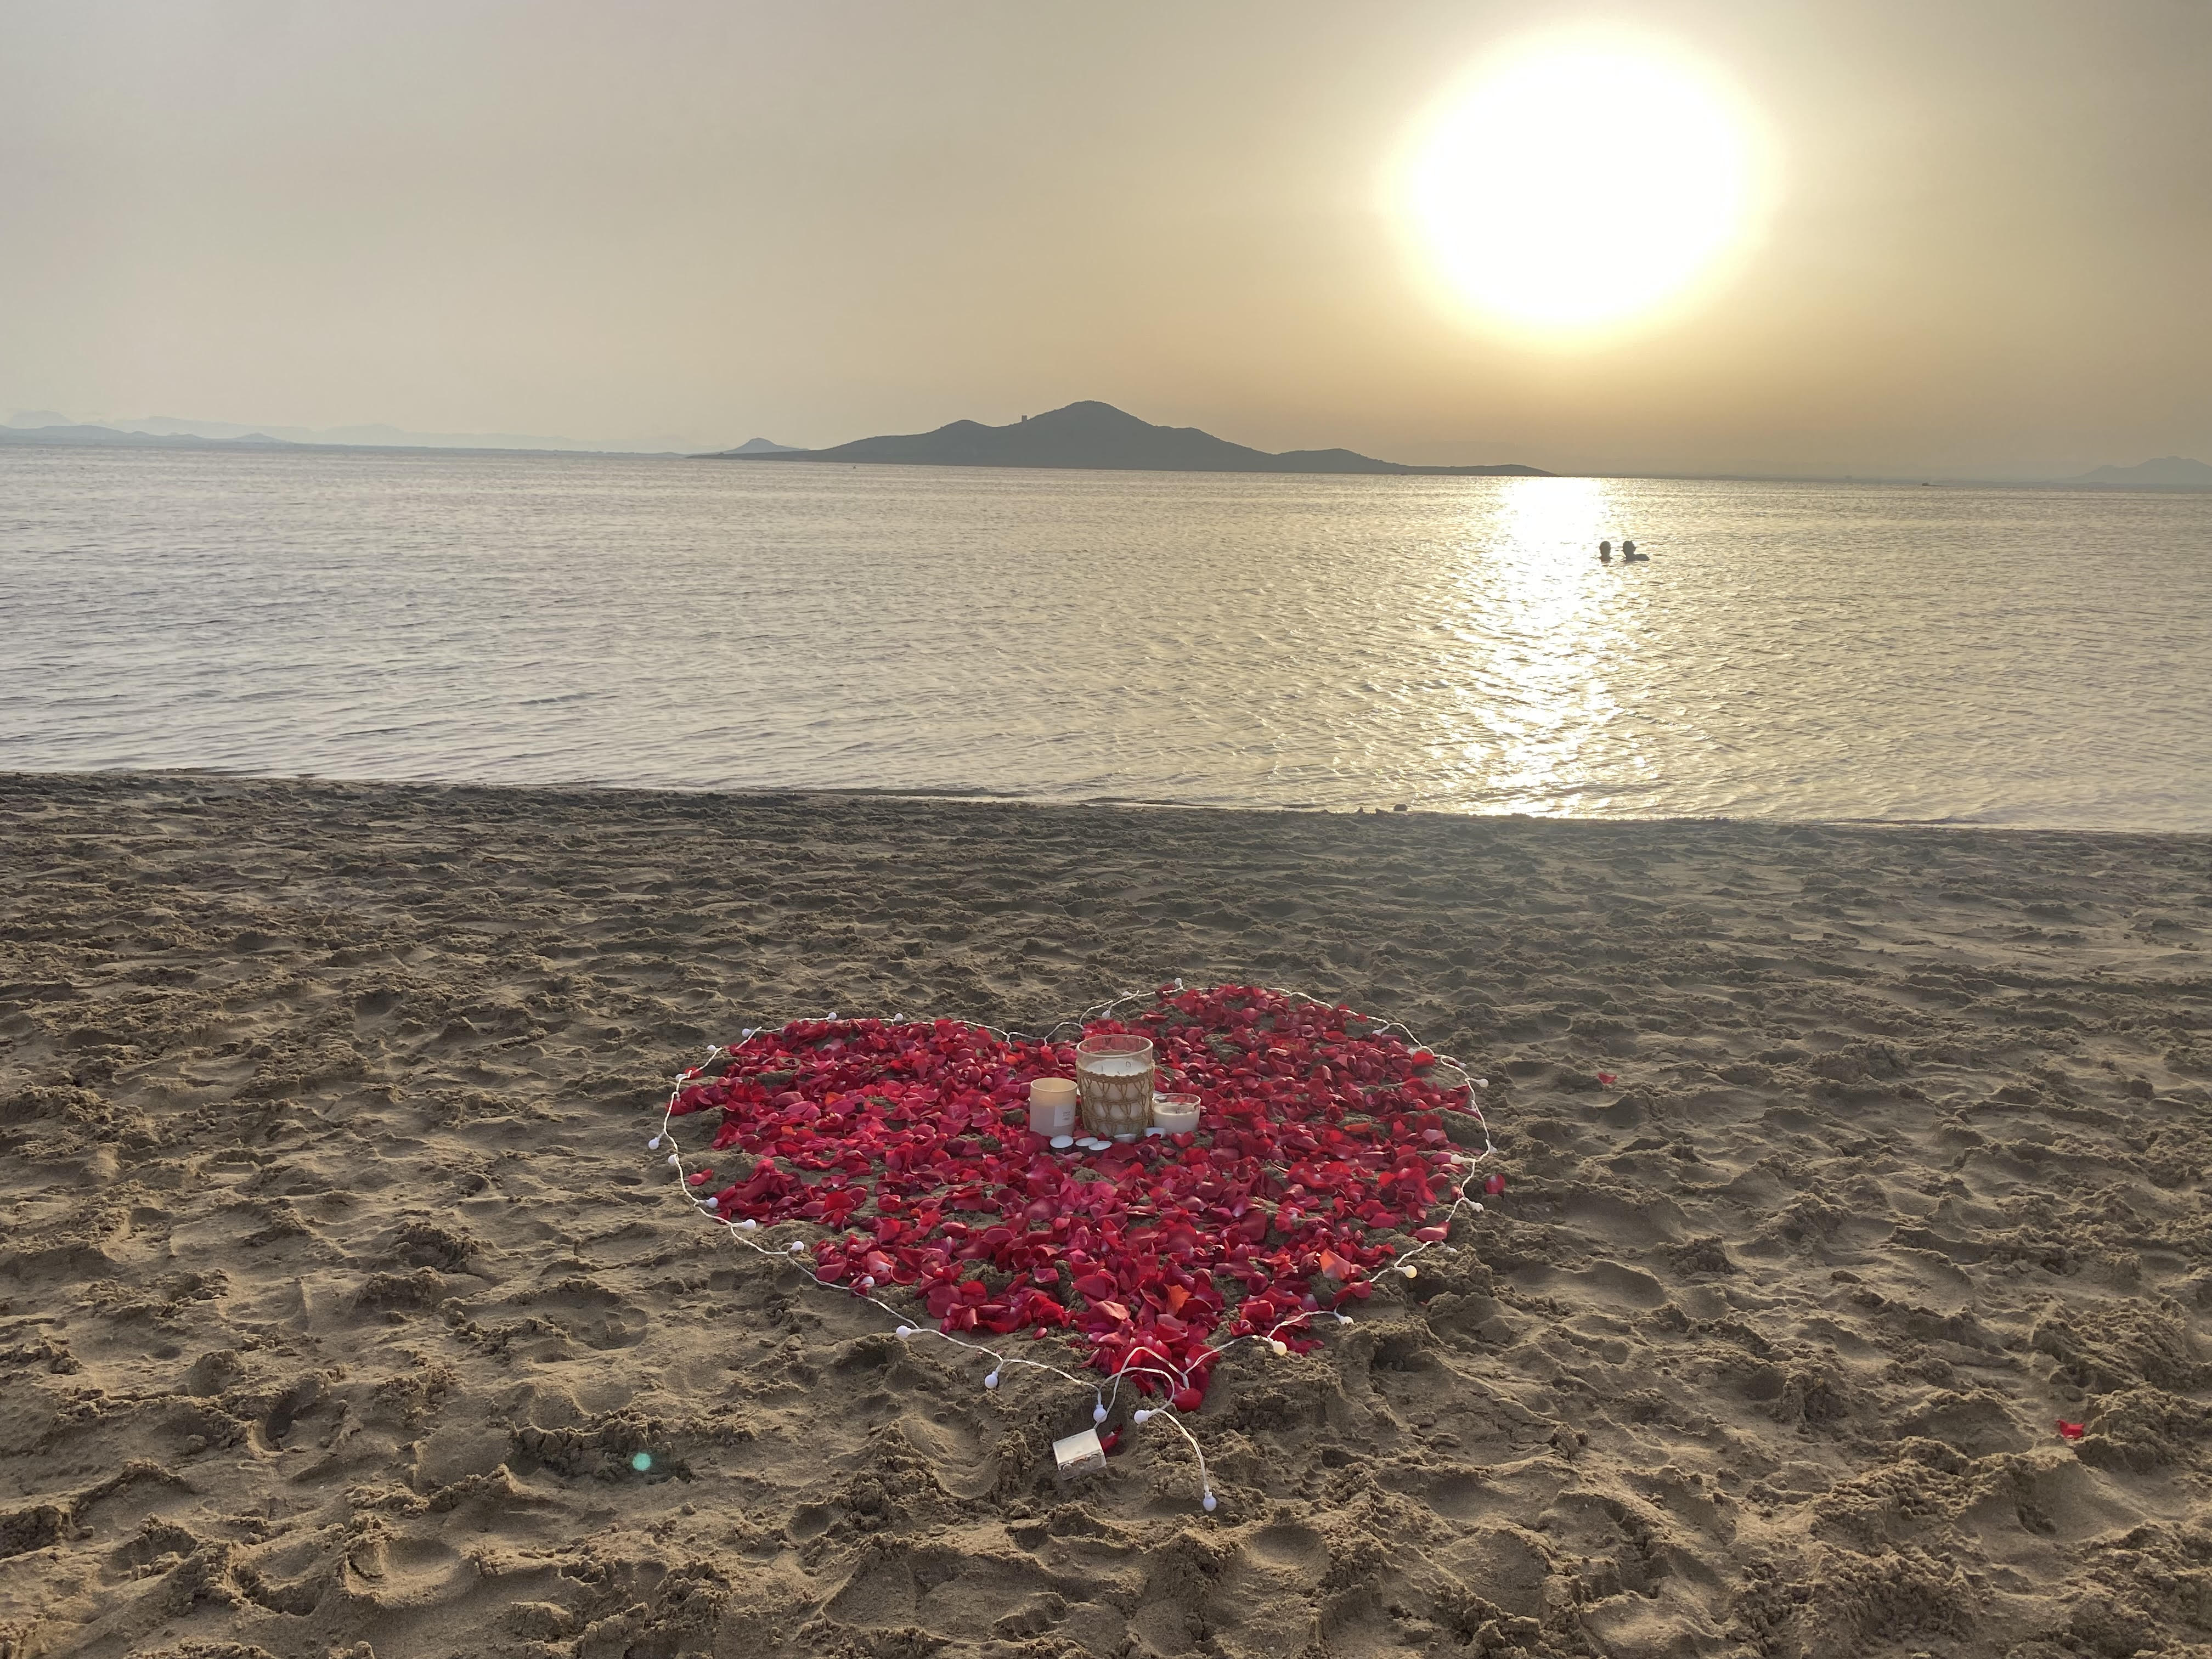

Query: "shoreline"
<box><xmin>9</xmin><ymin>766</ymin><xmax>2205</xmax><ymax>842</ymax></box>
<box><xmin>3</xmin><ymin>770</ymin><xmax>2210</xmax><ymax>1658</ymax></box>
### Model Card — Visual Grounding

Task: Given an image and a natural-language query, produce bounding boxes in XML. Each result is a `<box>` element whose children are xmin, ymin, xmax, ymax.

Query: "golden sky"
<box><xmin>2</xmin><ymin>1</ymin><xmax>2206</xmax><ymax>476</ymax></box>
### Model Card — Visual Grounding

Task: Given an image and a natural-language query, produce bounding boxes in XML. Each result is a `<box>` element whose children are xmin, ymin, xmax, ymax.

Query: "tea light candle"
<box><xmin>1151</xmin><ymin>1092</ymin><xmax>1201</xmax><ymax>1135</ymax></box>
<box><xmin>1028</xmin><ymin>1076</ymin><xmax>1079</xmax><ymax>1136</ymax></box>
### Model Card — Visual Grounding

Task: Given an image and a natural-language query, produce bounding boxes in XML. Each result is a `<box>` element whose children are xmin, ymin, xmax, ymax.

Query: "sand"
<box><xmin>3</xmin><ymin>771</ymin><xmax>2210</xmax><ymax>1659</ymax></box>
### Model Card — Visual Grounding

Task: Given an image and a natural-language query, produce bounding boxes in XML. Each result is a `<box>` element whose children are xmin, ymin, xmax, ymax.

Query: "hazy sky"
<box><xmin>3</xmin><ymin>1</ymin><xmax>2207</xmax><ymax>475</ymax></box>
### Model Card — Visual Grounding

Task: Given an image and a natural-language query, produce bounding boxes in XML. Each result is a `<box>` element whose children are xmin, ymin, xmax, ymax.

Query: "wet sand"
<box><xmin>2</xmin><ymin>771</ymin><xmax>2209</xmax><ymax>1659</ymax></box>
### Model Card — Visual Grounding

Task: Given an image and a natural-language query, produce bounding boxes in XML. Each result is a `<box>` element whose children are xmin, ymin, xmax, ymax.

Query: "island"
<box><xmin>2066</xmin><ymin>456</ymin><xmax>2212</xmax><ymax>488</ymax></box>
<box><xmin>696</xmin><ymin>400</ymin><xmax>1549</xmax><ymax>476</ymax></box>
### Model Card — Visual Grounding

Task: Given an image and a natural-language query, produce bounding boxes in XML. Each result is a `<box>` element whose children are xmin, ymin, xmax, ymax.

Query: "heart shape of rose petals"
<box><xmin>667</xmin><ymin>984</ymin><xmax>1482</xmax><ymax>1404</ymax></box>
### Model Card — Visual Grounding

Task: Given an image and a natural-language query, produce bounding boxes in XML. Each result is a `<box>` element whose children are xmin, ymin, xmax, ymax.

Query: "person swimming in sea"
<box><xmin>1622</xmin><ymin>539</ymin><xmax>1646</xmax><ymax>562</ymax></box>
<box><xmin>1598</xmin><ymin>539</ymin><xmax>1612</xmax><ymax>563</ymax></box>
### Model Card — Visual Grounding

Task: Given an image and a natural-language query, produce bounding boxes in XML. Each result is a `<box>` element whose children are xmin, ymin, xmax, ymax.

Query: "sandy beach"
<box><xmin>3</xmin><ymin>770</ymin><xmax>2210</xmax><ymax>1659</ymax></box>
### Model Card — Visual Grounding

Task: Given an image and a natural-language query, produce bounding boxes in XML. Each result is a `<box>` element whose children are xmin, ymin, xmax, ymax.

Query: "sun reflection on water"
<box><xmin>1431</xmin><ymin>476</ymin><xmax>1650</xmax><ymax>814</ymax></box>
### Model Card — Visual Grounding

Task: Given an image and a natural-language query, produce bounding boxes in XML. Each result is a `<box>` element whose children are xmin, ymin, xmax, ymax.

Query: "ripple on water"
<box><xmin>1</xmin><ymin>448</ymin><xmax>2208</xmax><ymax>831</ymax></box>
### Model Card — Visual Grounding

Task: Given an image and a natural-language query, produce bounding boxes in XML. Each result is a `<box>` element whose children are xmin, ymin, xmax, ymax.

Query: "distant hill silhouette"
<box><xmin>5</xmin><ymin>409</ymin><xmax>709</xmax><ymax>453</ymax></box>
<box><xmin>0</xmin><ymin>422</ymin><xmax>678</xmax><ymax>459</ymax></box>
<box><xmin>0</xmin><ymin>423</ymin><xmax>296</xmax><ymax>449</ymax></box>
<box><xmin>699</xmin><ymin>401</ymin><xmax>1548</xmax><ymax>476</ymax></box>
<box><xmin>2067</xmin><ymin>455</ymin><xmax>2212</xmax><ymax>488</ymax></box>
<box><xmin>723</xmin><ymin>436</ymin><xmax>800</xmax><ymax>454</ymax></box>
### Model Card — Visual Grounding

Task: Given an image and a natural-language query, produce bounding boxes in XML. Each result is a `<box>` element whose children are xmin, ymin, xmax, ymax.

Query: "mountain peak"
<box><xmin>1035</xmin><ymin>400</ymin><xmax>1139</xmax><ymax>421</ymax></box>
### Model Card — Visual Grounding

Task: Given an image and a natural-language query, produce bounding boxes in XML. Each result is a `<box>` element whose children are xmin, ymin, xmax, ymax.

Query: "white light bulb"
<box><xmin>735</xmin><ymin>1218</ymin><xmax>758</xmax><ymax>1231</ymax></box>
<box><xmin>667</xmin><ymin>1154</ymin><xmax>680</xmax><ymax>1167</ymax></box>
<box><xmin>1202</xmin><ymin>1492</ymin><xmax>1217</xmax><ymax>1512</ymax></box>
<box><xmin>895</xmin><ymin>1325</ymin><xmax>915</xmax><ymax>1338</ymax></box>
<box><xmin>984</xmin><ymin>1371</ymin><xmax>1000</xmax><ymax>1389</ymax></box>
<box><xmin>1093</xmin><ymin>1397</ymin><xmax>1107</xmax><ymax>1423</ymax></box>
<box><xmin>1269</xmin><ymin>1340</ymin><xmax>1288</xmax><ymax>1356</ymax></box>
<box><xmin>1134</xmin><ymin>1409</ymin><xmax>1154</xmax><ymax>1424</ymax></box>
<box><xmin>648</xmin><ymin>1137</ymin><xmax>662</xmax><ymax>1149</ymax></box>
<box><xmin>1399</xmin><ymin>1264</ymin><xmax>1418</xmax><ymax>1278</ymax></box>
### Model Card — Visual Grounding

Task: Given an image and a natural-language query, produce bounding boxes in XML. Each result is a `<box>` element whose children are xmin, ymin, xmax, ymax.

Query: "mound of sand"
<box><xmin>2</xmin><ymin>772</ymin><xmax>2209</xmax><ymax>1659</ymax></box>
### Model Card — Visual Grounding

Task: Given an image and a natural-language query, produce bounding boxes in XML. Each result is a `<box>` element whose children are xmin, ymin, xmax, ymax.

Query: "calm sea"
<box><xmin>3</xmin><ymin>445</ymin><xmax>2207</xmax><ymax>830</ymax></box>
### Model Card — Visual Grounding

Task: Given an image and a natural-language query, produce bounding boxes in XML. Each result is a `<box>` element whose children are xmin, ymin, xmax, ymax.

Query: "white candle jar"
<box><xmin>1028</xmin><ymin>1077</ymin><xmax>1079</xmax><ymax>1137</ymax></box>
<box><xmin>1150</xmin><ymin>1092</ymin><xmax>1201</xmax><ymax>1135</ymax></box>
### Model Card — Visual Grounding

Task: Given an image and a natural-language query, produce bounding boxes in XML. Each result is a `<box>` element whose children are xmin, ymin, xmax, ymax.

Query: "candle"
<box><xmin>1028</xmin><ymin>1077</ymin><xmax>1079</xmax><ymax>1136</ymax></box>
<box><xmin>1074</xmin><ymin>1034</ymin><xmax>1155</xmax><ymax>1139</ymax></box>
<box><xmin>1150</xmin><ymin>1092</ymin><xmax>1201</xmax><ymax>1135</ymax></box>
<box><xmin>1053</xmin><ymin>1427</ymin><xmax>1107</xmax><ymax>1479</ymax></box>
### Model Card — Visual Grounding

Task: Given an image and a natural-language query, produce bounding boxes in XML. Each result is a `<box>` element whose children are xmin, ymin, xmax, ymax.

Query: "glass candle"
<box><xmin>1074</xmin><ymin>1034</ymin><xmax>1155</xmax><ymax>1138</ymax></box>
<box><xmin>1150</xmin><ymin>1092</ymin><xmax>1201</xmax><ymax>1135</ymax></box>
<box><xmin>1028</xmin><ymin>1076</ymin><xmax>1079</xmax><ymax>1136</ymax></box>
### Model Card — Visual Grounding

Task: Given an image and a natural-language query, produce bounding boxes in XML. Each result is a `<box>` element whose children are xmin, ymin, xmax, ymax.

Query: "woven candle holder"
<box><xmin>1074</xmin><ymin>1034</ymin><xmax>1155</xmax><ymax>1138</ymax></box>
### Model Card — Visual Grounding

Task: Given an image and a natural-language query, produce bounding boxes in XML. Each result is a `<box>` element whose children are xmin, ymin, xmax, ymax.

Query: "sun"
<box><xmin>1398</xmin><ymin>36</ymin><xmax>1769</xmax><ymax>338</ymax></box>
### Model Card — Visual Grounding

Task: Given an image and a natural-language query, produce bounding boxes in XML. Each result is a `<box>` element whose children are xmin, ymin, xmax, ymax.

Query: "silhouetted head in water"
<box><xmin>1599</xmin><ymin>540</ymin><xmax>1612</xmax><ymax>561</ymax></box>
<box><xmin>1622</xmin><ymin>539</ymin><xmax>1637</xmax><ymax>556</ymax></box>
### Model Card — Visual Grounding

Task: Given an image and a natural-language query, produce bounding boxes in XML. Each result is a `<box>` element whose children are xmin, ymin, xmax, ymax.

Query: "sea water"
<box><xmin>2</xmin><ymin>444</ymin><xmax>2208</xmax><ymax>830</ymax></box>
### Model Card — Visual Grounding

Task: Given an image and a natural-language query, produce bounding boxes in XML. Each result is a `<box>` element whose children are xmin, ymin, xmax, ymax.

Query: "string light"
<box><xmin>647</xmin><ymin>981</ymin><xmax>1500</xmax><ymax>1512</ymax></box>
